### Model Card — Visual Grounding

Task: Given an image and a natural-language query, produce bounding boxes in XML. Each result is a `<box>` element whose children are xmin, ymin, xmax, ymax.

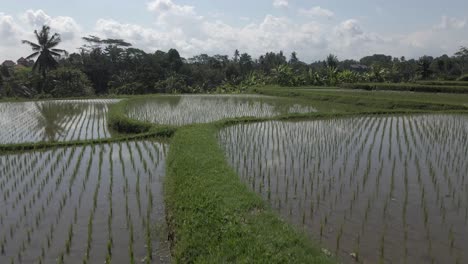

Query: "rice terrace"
<box><xmin>1</xmin><ymin>1</ymin><xmax>468</xmax><ymax>263</ymax></box>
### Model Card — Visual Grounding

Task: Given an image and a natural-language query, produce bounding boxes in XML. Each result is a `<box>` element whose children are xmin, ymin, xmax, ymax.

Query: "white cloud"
<box><xmin>147</xmin><ymin>0</ymin><xmax>202</xmax><ymax>28</ymax></box>
<box><xmin>434</xmin><ymin>15</ymin><xmax>466</xmax><ymax>30</ymax></box>
<box><xmin>147</xmin><ymin>0</ymin><xmax>195</xmax><ymax>15</ymax></box>
<box><xmin>0</xmin><ymin>10</ymin><xmax>82</xmax><ymax>61</ymax></box>
<box><xmin>273</xmin><ymin>0</ymin><xmax>289</xmax><ymax>8</ymax></box>
<box><xmin>93</xmin><ymin>18</ymin><xmax>188</xmax><ymax>53</ymax></box>
<box><xmin>0</xmin><ymin>13</ymin><xmax>23</xmax><ymax>44</ymax></box>
<box><xmin>21</xmin><ymin>9</ymin><xmax>82</xmax><ymax>41</ymax></box>
<box><xmin>1</xmin><ymin>7</ymin><xmax>468</xmax><ymax>63</ymax></box>
<box><xmin>299</xmin><ymin>6</ymin><xmax>334</xmax><ymax>19</ymax></box>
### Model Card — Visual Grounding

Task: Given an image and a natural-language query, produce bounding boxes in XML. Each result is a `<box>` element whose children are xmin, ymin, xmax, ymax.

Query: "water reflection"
<box><xmin>127</xmin><ymin>95</ymin><xmax>317</xmax><ymax>126</ymax></box>
<box><xmin>34</xmin><ymin>101</ymin><xmax>84</xmax><ymax>142</ymax></box>
<box><xmin>0</xmin><ymin>99</ymin><xmax>119</xmax><ymax>144</ymax></box>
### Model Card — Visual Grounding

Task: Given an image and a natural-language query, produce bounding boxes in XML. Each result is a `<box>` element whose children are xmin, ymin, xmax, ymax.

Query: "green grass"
<box><xmin>253</xmin><ymin>85</ymin><xmax>468</xmax><ymax>111</ymax></box>
<box><xmin>340</xmin><ymin>82</ymin><xmax>468</xmax><ymax>94</ymax></box>
<box><xmin>165</xmin><ymin>124</ymin><xmax>334</xmax><ymax>263</ymax></box>
<box><xmin>416</xmin><ymin>80</ymin><xmax>468</xmax><ymax>86</ymax></box>
<box><xmin>0</xmin><ymin>130</ymin><xmax>172</xmax><ymax>153</ymax></box>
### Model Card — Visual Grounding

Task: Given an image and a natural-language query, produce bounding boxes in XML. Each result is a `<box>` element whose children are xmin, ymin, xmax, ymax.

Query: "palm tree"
<box><xmin>22</xmin><ymin>25</ymin><xmax>68</xmax><ymax>92</ymax></box>
<box><xmin>326</xmin><ymin>54</ymin><xmax>339</xmax><ymax>69</ymax></box>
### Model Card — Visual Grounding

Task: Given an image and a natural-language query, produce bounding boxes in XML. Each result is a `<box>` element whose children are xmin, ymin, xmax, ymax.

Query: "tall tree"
<box><xmin>239</xmin><ymin>53</ymin><xmax>253</xmax><ymax>75</ymax></box>
<box><xmin>22</xmin><ymin>25</ymin><xmax>68</xmax><ymax>83</ymax></box>
<box><xmin>455</xmin><ymin>46</ymin><xmax>468</xmax><ymax>75</ymax></box>
<box><xmin>326</xmin><ymin>54</ymin><xmax>339</xmax><ymax>69</ymax></box>
<box><xmin>289</xmin><ymin>52</ymin><xmax>299</xmax><ymax>65</ymax></box>
<box><xmin>418</xmin><ymin>56</ymin><xmax>433</xmax><ymax>80</ymax></box>
<box><xmin>233</xmin><ymin>49</ymin><xmax>240</xmax><ymax>63</ymax></box>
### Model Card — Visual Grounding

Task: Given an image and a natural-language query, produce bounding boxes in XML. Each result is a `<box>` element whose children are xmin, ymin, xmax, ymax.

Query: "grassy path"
<box><xmin>165</xmin><ymin>124</ymin><xmax>333</xmax><ymax>263</ymax></box>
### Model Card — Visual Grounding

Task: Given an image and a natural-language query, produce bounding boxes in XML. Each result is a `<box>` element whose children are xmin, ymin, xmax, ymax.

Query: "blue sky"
<box><xmin>1</xmin><ymin>0</ymin><xmax>467</xmax><ymax>62</ymax></box>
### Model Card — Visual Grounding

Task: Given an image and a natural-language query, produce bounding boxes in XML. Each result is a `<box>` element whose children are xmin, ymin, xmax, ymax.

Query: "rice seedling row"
<box><xmin>0</xmin><ymin>99</ymin><xmax>119</xmax><ymax>144</ymax></box>
<box><xmin>126</xmin><ymin>95</ymin><xmax>317</xmax><ymax>126</ymax></box>
<box><xmin>0</xmin><ymin>140</ymin><xmax>170</xmax><ymax>264</ymax></box>
<box><xmin>218</xmin><ymin>114</ymin><xmax>468</xmax><ymax>263</ymax></box>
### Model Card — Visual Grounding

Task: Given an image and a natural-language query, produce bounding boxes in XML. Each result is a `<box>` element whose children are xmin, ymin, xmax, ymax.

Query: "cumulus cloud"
<box><xmin>147</xmin><ymin>0</ymin><xmax>202</xmax><ymax>30</ymax></box>
<box><xmin>0</xmin><ymin>13</ymin><xmax>23</xmax><ymax>44</ymax></box>
<box><xmin>273</xmin><ymin>0</ymin><xmax>289</xmax><ymax>8</ymax></box>
<box><xmin>299</xmin><ymin>6</ymin><xmax>334</xmax><ymax>19</ymax></box>
<box><xmin>88</xmin><ymin>5</ymin><xmax>468</xmax><ymax>61</ymax></box>
<box><xmin>0</xmin><ymin>10</ymin><xmax>82</xmax><ymax>61</ymax></box>
<box><xmin>21</xmin><ymin>9</ymin><xmax>82</xmax><ymax>41</ymax></box>
<box><xmin>1</xmin><ymin>5</ymin><xmax>468</xmax><ymax>63</ymax></box>
<box><xmin>93</xmin><ymin>14</ymin><xmax>329</xmax><ymax>61</ymax></box>
<box><xmin>93</xmin><ymin>18</ymin><xmax>190</xmax><ymax>53</ymax></box>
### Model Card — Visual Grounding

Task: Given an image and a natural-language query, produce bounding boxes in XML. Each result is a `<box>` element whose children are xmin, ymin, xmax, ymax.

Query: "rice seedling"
<box><xmin>126</xmin><ymin>94</ymin><xmax>317</xmax><ymax>126</ymax></box>
<box><xmin>0</xmin><ymin>99</ymin><xmax>119</xmax><ymax>144</ymax></box>
<box><xmin>0</xmin><ymin>140</ymin><xmax>170</xmax><ymax>263</ymax></box>
<box><xmin>218</xmin><ymin>114</ymin><xmax>468</xmax><ymax>264</ymax></box>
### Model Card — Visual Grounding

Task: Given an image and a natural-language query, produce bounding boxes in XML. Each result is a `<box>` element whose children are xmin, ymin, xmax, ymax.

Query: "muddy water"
<box><xmin>126</xmin><ymin>94</ymin><xmax>317</xmax><ymax>126</ymax></box>
<box><xmin>218</xmin><ymin>115</ymin><xmax>468</xmax><ymax>263</ymax></box>
<box><xmin>0</xmin><ymin>141</ymin><xmax>170</xmax><ymax>264</ymax></box>
<box><xmin>0</xmin><ymin>99</ymin><xmax>119</xmax><ymax>144</ymax></box>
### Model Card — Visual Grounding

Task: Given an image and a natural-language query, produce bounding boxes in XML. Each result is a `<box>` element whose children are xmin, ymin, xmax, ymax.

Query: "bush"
<box><xmin>0</xmin><ymin>66</ymin><xmax>39</xmax><ymax>97</ymax></box>
<box><xmin>45</xmin><ymin>68</ymin><xmax>94</xmax><ymax>97</ymax></box>
<box><xmin>337</xmin><ymin>70</ymin><xmax>361</xmax><ymax>84</ymax></box>
<box><xmin>109</xmin><ymin>82</ymin><xmax>147</xmax><ymax>95</ymax></box>
<box><xmin>154</xmin><ymin>75</ymin><xmax>189</xmax><ymax>93</ymax></box>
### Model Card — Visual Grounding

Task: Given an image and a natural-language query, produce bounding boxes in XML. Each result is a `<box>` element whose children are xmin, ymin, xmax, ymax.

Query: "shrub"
<box><xmin>109</xmin><ymin>82</ymin><xmax>147</xmax><ymax>95</ymax></box>
<box><xmin>45</xmin><ymin>67</ymin><xmax>94</xmax><ymax>97</ymax></box>
<box><xmin>0</xmin><ymin>66</ymin><xmax>39</xmax><ymax>97</ymax></box>
<box><xmin>154</xmin><ymin>75</ymin><xmax>189</xmax><ymax>93</ymax></box>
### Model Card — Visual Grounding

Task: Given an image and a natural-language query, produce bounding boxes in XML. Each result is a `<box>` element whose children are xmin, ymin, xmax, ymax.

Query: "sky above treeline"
<box><xmin>1</xmin><ymin>0</ymin><xmax>467</xmax><ymax>62</ymax></box>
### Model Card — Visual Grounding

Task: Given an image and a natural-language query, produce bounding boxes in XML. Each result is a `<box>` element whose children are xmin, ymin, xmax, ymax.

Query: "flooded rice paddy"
<box><xmin>126</xmin><ymin>95</ymin><xmax>317</xmax><ymax>126</ymax></box>
<box><xmin>0</xmin><ymin>99</ymin><xmax>119</xmax><ymax>144</ymax></box>
<box><xmin>0</xmin><ymin>141</ymin><xmax>170</xmax><ymax>264</ymax></box>
<box><xmin>218</xmin><ymin>114</ymin><xmax>468</xmax><ymax>263</ymax></box>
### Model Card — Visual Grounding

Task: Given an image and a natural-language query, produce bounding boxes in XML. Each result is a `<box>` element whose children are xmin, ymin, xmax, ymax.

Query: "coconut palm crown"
<box><xmin>22</xmin><ymin>25</ymin><xmax>68</xmax><ymax>77</ymax></box>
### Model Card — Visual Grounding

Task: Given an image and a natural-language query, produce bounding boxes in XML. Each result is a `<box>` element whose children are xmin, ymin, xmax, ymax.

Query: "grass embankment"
<box><xmin>253</xmin><ymin>85</ymin><xmax>468</xmax><ymax>112</ymax></box>
<box><xmin>165</xmin><ymin>124</ymin><xmax>333</xmax><ymax>263</ymax></box>
<box><xmin>340</xmin><ymin>82</ymin><xmax>468</xmax><ymax>94</ymax></box>
<box><xmin>416</xmin><ymin>80</ymin><xmax>468</xmax><ymax>86</ymax></box>
<box><xmin>0</xmin><ymin>131</ymin><xmax>171</xmax><ymax>153</ymax></box>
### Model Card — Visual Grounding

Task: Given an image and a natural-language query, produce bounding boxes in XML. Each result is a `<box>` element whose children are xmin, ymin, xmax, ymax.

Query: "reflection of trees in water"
<box><xmin>34</xmin><ymin>101</ymin><xmax>85</xmax><ymax>141</ymax></box>
<box><xmin>92</xmin><ymin>103</ymin><xmax>106</xmax><ymax>118</ymax></box>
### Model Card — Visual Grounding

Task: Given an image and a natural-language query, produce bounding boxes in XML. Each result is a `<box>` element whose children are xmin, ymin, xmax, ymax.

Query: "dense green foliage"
<box><xmin>44</xmin><ymin>67</ymin><xmax>94</xmax><ymax>97</ymax></box>
<box><xmin>3</xmin><ymin>25</ymin><xmax>468</xmax><ymax>98</ymax></box>
<box><xmin>0</xmin><ymin>66</ymin><xmax>39</xmax><ymax>97</ymax></box>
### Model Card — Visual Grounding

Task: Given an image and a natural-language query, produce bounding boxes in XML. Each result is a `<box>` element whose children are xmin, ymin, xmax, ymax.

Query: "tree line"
<box><xmin>1</xmin><ymin>26</ymin><xmax>468</xmax><ymax>98</ymax></box>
